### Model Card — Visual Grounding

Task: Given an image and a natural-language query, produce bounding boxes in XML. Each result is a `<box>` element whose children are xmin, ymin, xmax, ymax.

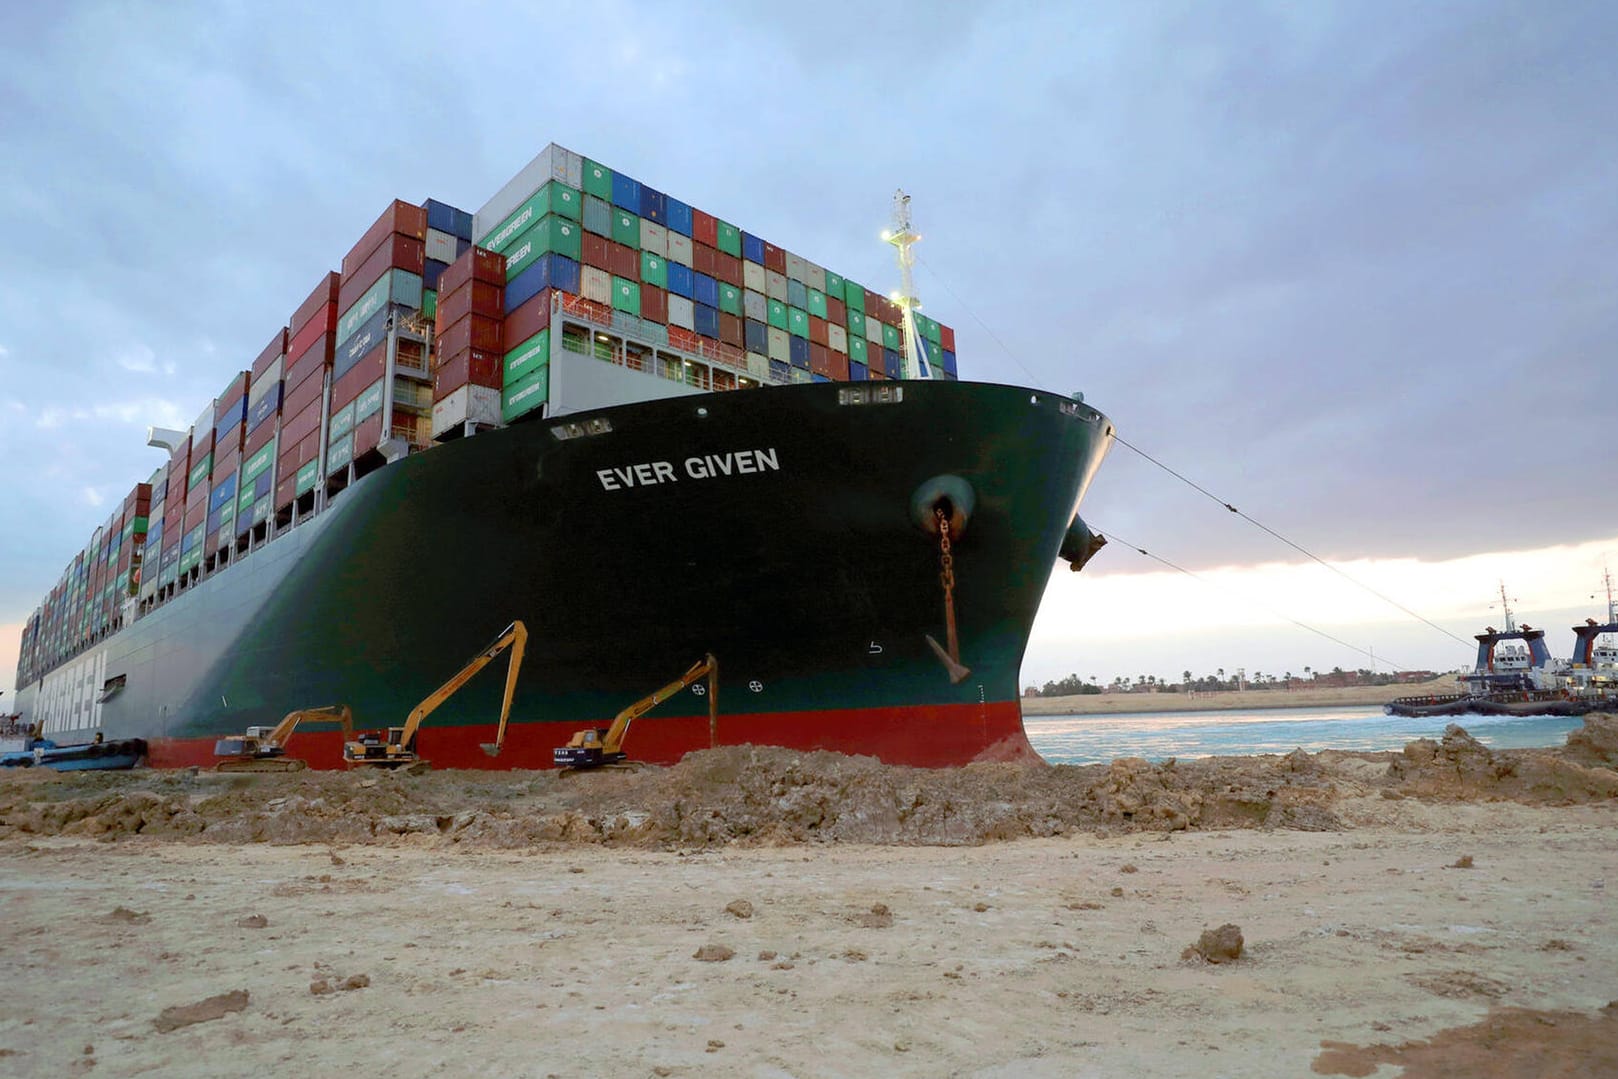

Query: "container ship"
<box><xmin>9</xmin><ymin>144</ymin><xmax>1114</xmax><ymax>770</ymax></box>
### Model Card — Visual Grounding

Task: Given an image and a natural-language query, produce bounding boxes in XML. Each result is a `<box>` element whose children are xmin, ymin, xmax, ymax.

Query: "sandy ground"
<box><xmin>2</xmin><ymin>719</ymin><xmax>1616</xmax><ymax>1078</ymax></box>
<box><xmin>1024</xmin><ymin>675</ymin><xmax>1463</xmax><ymax>716</ymax></box>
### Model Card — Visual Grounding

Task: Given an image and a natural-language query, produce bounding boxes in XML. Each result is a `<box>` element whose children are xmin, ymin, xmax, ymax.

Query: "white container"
<box><xmin>865</xmin><ymin>315</ymin><xmax>884</xmax><ymax>344</ymax></box>
<box><xmin>639</xmin><ymin>220</ymin><xmax>668</xmax><ymax>257</ymax></box>
<box><xmin>784</xmin><ymin>252</ymin><xmax>807</xmax><ymax>283</ymax></box>
<box><xmin>667</xmin><ymin>294</ymin><xmax>695</xmax><ymax>330</ymax></box>
<box><xmin>431</xmin><ymin>384</ymin><xmax>502</xmax><ymax>439</ymax></box>
<box><xmin>742</xmin><ymin>289</ymin><xmax>766</xmax><ymax>321</ymax></box>
<box><xmin>248</xmin><ymin>357</ymin><xmax>283</xmax><ymax>405</ymax></box>
<box><xmin>746</xmin><ymin>353</ymin><xmax>769</xmax><ymax>380</ymax></box>
<box><xmin>767</xmin><ymin>326</ymin><xmax>790</xmax><ymax>362</ymax></box>
<box><xmin>473</xmin><ymin>143</ymin><xmax>576</xmax><ymax>244</ymax></box>
<box><xmin>665</xmin><ymin>232</ymin><xmax>692</xmax><ymax>266</ymax></box>
<box><xmin>742</xmin><ymin>261</ymin><xmax>766</xmax><ymax>293</ymax></box>
<box><xmin>425</xmin><ymin>228</ymin><xmax>459</xmax><ymax>263</ymax></box>
<box><xmin>827</xmin><ymin>324</ymin><xmax>848</xmax><ymax>353</ymax></box>
<box><xmin>804</xmin><ymin>262</ymin><xmax>826</xmax><ymax>292</ymax></box>
<box><xmin>765</xmin><ymin>270</ymin><xmax>788</xmax><ymax>302</ymax></box>
<box><xmin>581</xmin><ymin>266</ymin><xmax>612</xmax><ymax>305</ymax></box>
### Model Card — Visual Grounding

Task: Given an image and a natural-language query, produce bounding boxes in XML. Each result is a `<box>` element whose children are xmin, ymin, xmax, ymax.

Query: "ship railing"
<box><xmin>555</xmin><ymin>293</ymin><xmax>778</xmax><ymax>386</ymax></box>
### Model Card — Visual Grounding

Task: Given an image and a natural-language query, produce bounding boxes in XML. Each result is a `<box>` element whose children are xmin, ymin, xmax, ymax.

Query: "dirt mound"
<box><xmin>1</xmin><ymin>720</ymin><xmax>1612</xmax><ymax>848</ymax></box>
<box><xmin>1313</xmin><ymin>1002</ymin><xmax>1618</xmax><ymax>1077</ymax></box>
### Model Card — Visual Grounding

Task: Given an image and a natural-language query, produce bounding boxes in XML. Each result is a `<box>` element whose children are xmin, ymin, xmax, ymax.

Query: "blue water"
<box><xmin>1024</xmin><ymin>706</ymin><xmax>1585</xmax><ymax>766</ymax></box>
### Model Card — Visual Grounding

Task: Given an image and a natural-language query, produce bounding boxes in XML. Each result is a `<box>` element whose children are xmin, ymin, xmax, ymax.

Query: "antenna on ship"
<box><xmin>1495</xmin><ymin>581</ymin><xmax>1517</xmax><ymax>633</ymax></box>
<box><xmin>882</xmin><ymin>190</ymin><xmax>932</xmax><ymax>380</ymax></box>
<box><xmin>1598</xmin><ymin>565</ymin><xmax>1617</xmax><ymax>624</ymax></box>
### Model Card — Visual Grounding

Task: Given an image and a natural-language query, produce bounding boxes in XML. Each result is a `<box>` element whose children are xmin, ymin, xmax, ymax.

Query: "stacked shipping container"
<box><xmin>15</xmin><ymin>143</ymin><xmax>964</xmax><ymax>687</ymax></box>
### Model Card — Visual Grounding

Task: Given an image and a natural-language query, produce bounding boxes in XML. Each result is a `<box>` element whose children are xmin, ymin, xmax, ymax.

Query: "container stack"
<box><xmin>205</xmin><ymin>369</ymin><xmax>250</xmax><ymax>566</ymax></box>
<box><xmin>276</xmin><ymin>273</ymin><xmax>339</xmax><ymax>517</ymax></box>
<box><xmin>431</xmin><ymin>245</ymin><xmax>507</xmax><ymax>437</ymax></box>
<box><xmin>116</xmin><ymin>482</ymin><xmax>152</xmax><ymax>613</ymax></box>
<box><xmin>158</xmin><ymin>432</ymin><xmax>191</xmax><ymax>593</ymax></box>
<box><xmin>178</xmin><ymin>402</ymin><xmax>216</xmax><ymax>584</ymax></box>
<box><xmin>237</xmin><ymin>328</ymin><xmax>288</xmax><ymax>547</ymax></box>
<box><xmin>138</xmin><ymin>468</ymin><xmax>166</xmax><ymax>608</ymax></box>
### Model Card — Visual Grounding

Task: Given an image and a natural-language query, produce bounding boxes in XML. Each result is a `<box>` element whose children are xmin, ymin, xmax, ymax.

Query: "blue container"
<box><xmin>789</xmin><ymin>336</ymin><xmax>810</xmax><ymax>368</ymax></box>
<box><xmin>693</xmin><ymin>272</ymin><xmax>718</xmax><ymax>307</ymax></box>
<box><xmin>507</xmin><ymin>254</ymin><xmax>582</xmax><ymax>312</ymax></box>
<box><xmin>768</xmin><ymin>359</ymin><xmax>791</xmax><ymax>383</ymax></box>
<box><xmin>254</xmin><ymin>469</ymin><xmax>274</xmax><ymax>500</ymax></box>
<box><xmin>610</xmin><ymin>171</ymin><xmax>642</xmax><ymax>215</ymax></box>
<box><xmin>548</xmin><ymin>253</ymin><xmax>581</xmax><ymax>296</ymax></box>
<box><xmin>743</xmin><ymin>319</ymin><xmax>768</xmax><ymax>354</ymax></box>
<box><xmin>206</xmin><ymin>507</ymin><xmax>222</xmax><ymax>535</ymax></box>
<box><xmin>423</xmin><ymin>258</ymin><xmax>450</xmax><ymax>290</ymax></box>
<box><xmin>641</xmin><ymin>187</ymin><xmax>666</xmax><ymax>224</ymax></box>
<box><xmin>693</xmin><ymin>303</ymin><xmax>719</xmax><ymax>339</ymax></box>
<box><xmin>425</xmin><ymin>198</ymin><xmax>473</xmax><ymax>240</ymax></box>
<box><xmin>665</xmin><ymin>197</ymin><xmax>692</xmax><ymax>237</ymax></box>
<box><xmin>212</xmin><ymin>399</ymin><xmax>246</xmax><ymax>445</ymax></box>
<box><xmin>849</xmin><ymin>362</ymin><xmax>869</xmax><ymax>381</ymax></box>
<box><xmin>208</xmin><ymin>473</ymin><xmax>237</xmax><ymax>512</ymax></box>
<box><xmin>666</xmin><ymin>262</ymin><xmax>694</xmax><ymax>298</ymax></box>
<box><xmin>246</xmin><ymin>384</ymin><xmax>282</xmax><ymax>433</ymax></box>
<box><xmin>582</xmin><ymin>195</ymin><xmax>612</xmax><ymax>237</ymax></box>
<box><xmin>882</xmin><ymin>348</ymin><xmax>902</xmax><ymax>377</ymax></box>
<box><xmin>942</xmin><ymin>349</ymin><xmax>957</xmax><ymax>375</ymax></box>
<box><xmin>786</xmin><ymin>279</ymin><xmax>808</xmax><ymax>309</ymax></box>
<box><xmin>811</xmin><ymin>373</ymin><xmax>831</xmax><ymax>383</ymax></box>
<box><xmin>741</xmin><ymin>232</ymin><xmax>766</xmax><ymax>264</ymax></box>
<box><xmin>335</xmin><ymin>306</ymin><xmax>389</xmax><ymax>380</ymax></box>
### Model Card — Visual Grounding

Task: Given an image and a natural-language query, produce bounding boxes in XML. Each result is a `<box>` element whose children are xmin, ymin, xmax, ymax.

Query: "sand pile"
<box><xmin>1</xmin><ymin>715</ymin><xmax>1613</xmax><ymax>848</ymax></box>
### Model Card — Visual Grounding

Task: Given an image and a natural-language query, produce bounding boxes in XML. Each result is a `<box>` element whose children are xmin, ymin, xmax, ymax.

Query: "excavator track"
<box><xmin>214</xmin><ymin>758</ymin><xmax>309</xmax><ymax>773</ymax></box>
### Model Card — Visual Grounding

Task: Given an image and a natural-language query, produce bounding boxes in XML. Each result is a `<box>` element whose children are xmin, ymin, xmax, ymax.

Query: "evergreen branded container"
<box><xmin>504</xmin><ymin>329</ymin><xmax>550</xmax><ymax>386</ymax></box>
<box><xmin>501</xmin><ymin>364</ymin><xmax>549</xmax><ymax>423</ymax></box>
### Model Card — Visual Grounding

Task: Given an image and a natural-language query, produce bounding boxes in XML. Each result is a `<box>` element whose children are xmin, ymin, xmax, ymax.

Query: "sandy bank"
<box><xmin>1023</xmin><ymin>674</ymin><xmax>1462</xmax><ymax>715</ymax></box>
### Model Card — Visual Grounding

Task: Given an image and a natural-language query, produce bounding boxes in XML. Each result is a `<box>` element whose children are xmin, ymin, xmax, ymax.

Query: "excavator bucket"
<box><xmin>478</xmin><ymin>742</ymin><xmax>502</xmax><ymax>757</ymax></box>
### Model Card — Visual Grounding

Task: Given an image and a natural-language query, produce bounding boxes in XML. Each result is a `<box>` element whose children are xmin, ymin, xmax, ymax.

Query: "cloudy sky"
<box><xmin>2</xmin><ymin>1</ymin><xmax>1615</xmax><ymax>700</ymax></box>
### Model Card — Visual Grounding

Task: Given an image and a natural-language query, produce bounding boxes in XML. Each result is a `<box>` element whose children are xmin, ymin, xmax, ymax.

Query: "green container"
<box><xmin>612</xmin><ymin>209</ymin><xmax>641</xmax><ymax>249</ymax></box>
<box><xmin>824</xmin><ymin>270</ymin><xmax>845</xmax><ymax>299</ymax></box>
<box><xmin>925</xmin><ymin>317</ymin><xmax>941</xmax><ymax>345</ymax></box>
<box><xmin>787</xmin><ymin>306</ymin><xmax>809</xmax><ymax>338</ymax></box>
<box><xmin>715</xmin><ymin>220</ymin><xmax>742</xmax><ymax>257</ymax></box>
<box><xmin>849</xmin><ymin>336</ymin><xmax>868</xmax><ymax>365</ymax></box>
<box><xmin>242</xmin><ymin>440</ymin><xmax>274</xmax><ymax>485</ymax></box>
<box><xmin>338</xmin><ymin>268</ymin><xmax>420</xmax><ymax>343</ymax></box>
<box><xmin>807</xmin><ymin>289</ymin><xmax>827</xmax><ymax>319</ymax></box>
<box><xmin>767</xmin><ymin>299</ymin><xmax>788</xmax><ymax>330</ymax></box>
<box><xmin>422</xmin><ymin>289</ymin><xmax>437</xmax><ymax>321</ymax></box>
<box><xmin>390</xmin><ymin>270</ymin><xmax>423</xmax><ymax>309</ymax></box>
<box><xmin>611</xmin><ymin>276</ymin><xmax>641</xmax><ymax>316</ymax></box>
<box><xmin>843</xmin><ymin>279</ymin><xmax>865</xmax><ymax>312</ymax></box>
<box><xmin>640</xmin><ymin>251</ymin><xmax>667</xmax><ymax>288</ymax></box>
<box><xmin>505</xmin><ymin>216</ymin><xmax>582</xmax><ymax>280</ymax></box>
<box><xmin>482</xmin><ymin>182</ymin><xmax>584</xmax><ymax>251</ymax></box>
<box><xmin>188</xmin><ymin>452</ymin><xmax>212</xmax><ymax>492</ymax></box>
<box><xmin>327</xmin><ymin>432</ymin><xmax>354</xmax><ymax>474</ymax></box>
<box><xmin>505</xmin><ymin>329</ymin><xmax>550</xmax><ymax>385</ymax></box>
<box><xmin>501</xmin><ymin>364</ymin><xmax>550</xmax><ymax>424</ymax></box>
<box><xmin>582</xmin><ymin>159</ymin><xmax>613</xmax><ymax>200</ymax></box>
<box><xmin>847</xmin><ymin>308</ymin><xmax>866</xmax><ymax>337</ymax></box>
<box><xmin>355</xmin><ymin>378</ymin><xmax>385</xmax><ymax>422</ymax></box>
<box><xmin>882</xmin><ymin>322</ymin><xmax>901</xmax><ymax>350</ymax></box>
<box><xmin>329</xmin><ymin>400</ymin><xmax>356</xmax><ymax>441</ymax></box>
<box><xmin>295</xmin><ymin>460</ymin><xmax>319</xmax><ymax>496</ymax></box>
<box><xmin>718</xmin><ymin>283</ymin><xmax>742</xmax><ymax>316</ymax></box>
<box><xmin>582</xmin><ymin>195</ymin><xmax>611</xmax><ymax>237</ymax></box>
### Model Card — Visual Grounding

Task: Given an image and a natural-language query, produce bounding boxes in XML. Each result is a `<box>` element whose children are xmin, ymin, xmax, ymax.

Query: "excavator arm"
<box><xmin>266</xmin><ymin>704</ymin><xmax>354</xmax><ymax>750</ymax></box>
<box><xmin>602</xmin><ymin>653</ymin><xmax>717</xmax><ymax>754</ymax></box>
<box><xmin>393</xmin><ymin>621</ymin><xmax>528</xmax><ymax>756</ymax></box>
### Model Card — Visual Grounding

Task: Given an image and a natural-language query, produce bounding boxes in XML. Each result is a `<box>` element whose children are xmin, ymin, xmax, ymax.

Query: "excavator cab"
<box><xmin>554</xmin><ymin>655</ymin><xmax>717</xmax><ymax>771</ymax></box>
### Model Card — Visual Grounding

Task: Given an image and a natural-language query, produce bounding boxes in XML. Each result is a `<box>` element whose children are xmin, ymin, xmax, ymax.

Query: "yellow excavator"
<box><xmin>554</xmin><ymin>653</ymin><xmax>717</xmax><ymax>771</ymax></box>
<box><xmin>213</xmin><ymin>705</ymin><xmax>354</xmax><ymax>772</ymax></box>
<box><xmin>342</xmin><ymin>620</ymin><xmax>527</xmax><ymax>771</ymax></box>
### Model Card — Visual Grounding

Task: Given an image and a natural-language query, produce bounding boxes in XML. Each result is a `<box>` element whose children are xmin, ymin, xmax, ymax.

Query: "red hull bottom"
<box><xmin>146</xmin><ymin>701</ymin><xmax>1041</xmax><ymax>771</ymax></box>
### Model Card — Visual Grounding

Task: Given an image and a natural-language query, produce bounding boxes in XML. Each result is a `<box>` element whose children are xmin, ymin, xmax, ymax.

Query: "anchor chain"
<box><xmin>936</xmin><ymin>505</ymin><xmax>962</xmax><ymax>666</ymax></box>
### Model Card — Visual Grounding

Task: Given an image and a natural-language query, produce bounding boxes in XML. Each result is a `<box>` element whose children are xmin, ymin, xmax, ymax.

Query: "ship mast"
<box><xmin>1601</xmin><ymin>565</ymin><xmax>1617</xmax><ymax>624</ymax></box>
<box><xmin>882</xmin><ymin>190</ymin><xmax>932</xmax><ymax>380</ymax></box>
<box><xmin>1497</xmin><ymin>581</ymin><xmax>1517</xmax><ymax>633</ymax></box>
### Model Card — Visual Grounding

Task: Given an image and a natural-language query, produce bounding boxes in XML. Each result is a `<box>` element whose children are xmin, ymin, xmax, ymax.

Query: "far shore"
<box><xmin>1021</xmin><ymin>673</ymin><xmax>1462</xmax><ymax>716</ymax></box>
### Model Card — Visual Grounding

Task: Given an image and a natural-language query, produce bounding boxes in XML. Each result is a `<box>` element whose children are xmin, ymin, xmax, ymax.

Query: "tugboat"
<box><xmin>1386</xmin><ymin>580</ymin><xmax>1618</xmax><ymax>718</ymax></box>
<box><xmin>0</xmin><ymin>719</ymin><xmax>147</xmax><ymax>771</ymax></box>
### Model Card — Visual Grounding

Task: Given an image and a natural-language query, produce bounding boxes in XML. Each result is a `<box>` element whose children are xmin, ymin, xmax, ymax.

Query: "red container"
<box><xmin>282</xmin><ymin>365</ymin><xmax>324</xmax><ymax>418</ymax></box>
<box><xmin>808</xmin><ymin>317</ymin><xmax>828</xmax><ymax>347</ymax></box>
<box><xmin>940</xmin><ymin>324</ymin><xmax>955</xmax><ymax>351</ymax></box>
<box><xmin>434</xmin><ymin>345</ymin><xmax>500</xmax><ymax>381</ymax></box>
<box><xmin>432</xmin><ymin>350</ymin><xmax>501</xmax><ymax>397</ymax></box>
<box><xmin>352</xmin><ymin>413</ymin><xmax>383</xmax><ymax>457</ymax></box>
<box><xmin>827</xmin><ymin>297</ymin><xmax>846</xmax><ymax>324</ymax></box>
<box><xmin>341</xmin><ymin>200</ymin><xmax>427</xmax><ymax>279</ymax></box>
<box><xmin>287</xmin><ymin>304</ymin><xmax>336</xmax><ymax>363</ymax></box>
<box><xmin>691</xmin><ymin>209</ymin><xmax>717</xmax><ymax>247</ymax></box>
<box><xmin>437</xmin><ymin>246</ymin><xmax>506</xmax><ymax>296</ymax></box>
<box><xmin>829</xmin><ymin>351</ymin><xmax>850</xmax><ymax>381</ymax></box>
<box><xmin>809</xmin><ymin>343</ymin><xmax>831</xmax><ymax>377</ymax></box>
<box><xmin>668</xmin><ymin>326</ymin><xmax>699</xmax><ymax>352</ymax></box>
<box><xmin>215</xmin><ymin>371</ymin><xmax>250</xmax><ymax>416</ymax></box>
<box><xmin>277</xmin><ymin>431</ymin><xmax>320</xmax><ymax>472</ymax></box>
<box><xmin>436</xmin><ymin>279</ymin><xmax>504</xmax><ymax>328</ymax></box>
<box><xmin>641</xmin><ymin>284</ymin><xmax>667</xmax><ymax>324</ymax></box>
<box><xmin>762</xmin><ymin>242</ymin><xmax>785</xmax><ymax>275</ymax></box>
<box><xmin>864</xmin><ymin>290</ymin><xmax>884</xmax><ymax>318</ymax></box>
<box><xmin>184</xmin><ymin>499</ymin><xmax>206</xmax><ymax>529</ymax></box>
<box><xmin>215</xmin><ymin>445</ymin><xmax>242</xmax><ymax>479</ymax></box>
<box><xmin>719</xmin><ymin>312</ymin><xmax>742</xmax><ymax>348</ymax></box>
<box><xmin>253</xmin><ymin>328</ymin><xmax>288</xmax><ymax>376</ymax></box>
<box><xmin>286</xmin><ymin>331</ymin><xmax>333</xmax><ymax>387</ymax></box>
<box><xmin>245</xmin><ymin>416</ymin><xmax>278</xmax><ymax>456</ymax></box>
<box><xmin>437</xmin><ymin>314</ymin><xmax>502</xmax><ymax>357</ymax></box>
<box><xmin>339</xmin><ymin>234</ymin><xmax>425</xmax><ymax>311</ymax></box>
<box><xmin>714</xmin><ymin>252</ymin><xmax>741</xmax><ymax>287</ymax></box>
<box><xmin>692</xmin><ymin>243</ymin><xmax>716</xmax><ymax>276</ymax></box>
<box><xmin>273</xmin><ymin>473</ymin><xmax>295</xmax><ymax>511</ymax></box>
<box><xmin>291</xmin><ymin>273</ymin><xmax>340</xmax><ymax>336</ymax></box>
<box><xmin>332</xmin><ymin>344</ymin><xmax>386</xmax><ymax>408</ymax></box>
<box><xmin>279</xmin><ymin>399</ymin><xmax>323</xmax><ymax>449</ymax></box>
<box><xmin>504</xmin><ymin>289</ymin><xmax>552</xmax><ymax>347</ymax></box>
<box><xmin>607</xmin><ymin>241</ymin><xmax>637</xmax><ymax>280</ymax></box>
<box><xmin>581</xmin><ymin>232</ymin><xmax>609</xmax><ymax>270</ymax></box>
<box><xmin>868</xmin><ymin>368</ymin><xmax>886</xmax><ymax>381</ymax></box>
